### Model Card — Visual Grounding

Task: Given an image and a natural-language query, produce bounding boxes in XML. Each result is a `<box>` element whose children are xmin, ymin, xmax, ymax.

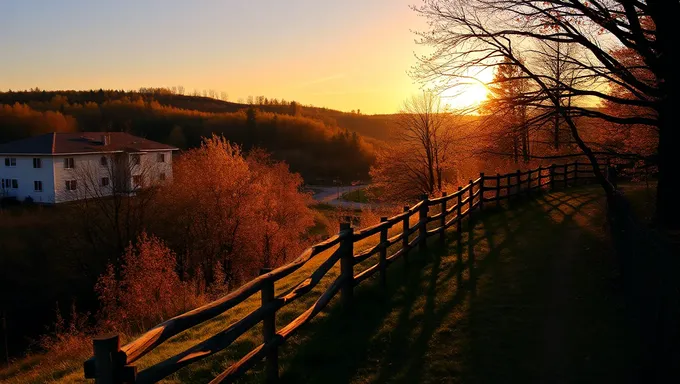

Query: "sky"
<box><xmin>0</xmin><ymin>0</ymin><xmax>451</xmax><ymax>114</ymax></box>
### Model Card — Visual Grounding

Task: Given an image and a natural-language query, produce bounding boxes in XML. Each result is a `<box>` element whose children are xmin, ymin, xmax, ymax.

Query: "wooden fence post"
<box><xmin>496</xmin><ymin>173</ymin><xmax>501</xmax><ymax>207</ymax></box>
<box><xmin>457</xmin><ymin>186</ymin><xmax>463</xmax><ymax>235</ymax></box>
<box><xmin>506</xmin><ymin>173</ymin><xmax>512</xmax><ymax>199</ymax></box>
<box><xmin>479</xmin><ymin>173</ymin><xmax>485</xmax><ymax>211</ymax></box>
<box><xmin>402</xmin><ymin>205</ymin><xmax>410</xmax><ymax>268</ymax></box>
<box><xmin>526</xmin><ymin>170</ymin><xmax>532</xmax><ymax>197</ymax></box>
<box><xmin>339</xmin><ymin>222</ymin><xmax>354</xmax><ymax>309</ymax></box>
<box><xmin>92</xmin><ymin>334</ymin><xmax>120</xmax><ymax>384</ymax></box>
<box><xmin>574</xmin><ymin>161</ymin><xmax>579</xmax><ymax>185</ymax></box>
<box><xmin>439</xmin><ymin>192</ymin><xmax>447</xmax><ymax>244</ymax></box>
<box><xmin>515</xmin><ymin>170</ymin><xmax>521</xmax><ymax>197</ymax></box>
<box><xmin>550</xmin><ymin>164</ymin><xmax>556</xmax><ymax>191</ymax></box>
<box><xmin>260</xmin><ymin>268</ymin><xmax>278</xmax><ymax>383</ymax></box>
<box><xmin>418</xmin><ymin>194</ymin><xmax>429</xmax><ymax>253</ymax></box>
<box><xmin>379</xmin><ymin>217</ymin><xmax>388</xmax><ymax>289</ymax></box>
<box><xmin>563</xmin><ymin>163</ymin><xmax>568</xmax><ymax>189</ymax></box>
<box><xmin>468</xmin><ymin>180</ymin><xmax>474</xmax><ymax>220</ymax></box>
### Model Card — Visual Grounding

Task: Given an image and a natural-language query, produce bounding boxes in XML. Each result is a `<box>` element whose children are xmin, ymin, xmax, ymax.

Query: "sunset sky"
<box><xmin>0</xmin><ymin>0</ymin><xmax>452</xmax><ymax>114</ymax></box>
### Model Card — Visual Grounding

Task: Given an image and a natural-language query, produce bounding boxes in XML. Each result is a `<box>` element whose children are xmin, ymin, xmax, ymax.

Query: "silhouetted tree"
<box><xmin>413</xmin><ymin>0</ymin><xmax>678</xmax><ymax>227</ymax></box>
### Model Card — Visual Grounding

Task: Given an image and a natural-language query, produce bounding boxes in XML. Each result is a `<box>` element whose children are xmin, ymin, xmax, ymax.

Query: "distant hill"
<box><xmin>0</xmin><ymin>90</ymin><xmax>398</xmax><ymax>142</ymax></box>
<box><xmin>0</xmin><ymin>90</ymin><xmax>384</xmax><ymax>182</ymax></box>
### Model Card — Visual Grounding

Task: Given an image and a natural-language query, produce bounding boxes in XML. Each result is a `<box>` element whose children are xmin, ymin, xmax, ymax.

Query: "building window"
<box><xmin>157</xmin><ymin>153</ymin><xmax>165</xmax><ymax>163</ymax></box>
<box><xmin>133</xmin><ymin>175</ymin><xmax>142</xmax><ymax>188</ymax></box>
<box><xmin>34</xmin><ymin>181</ymin><xmax>43</xmax><ymax>192</ymax></box>
<box><xmin>65</xmin><ymin>180</ymin><xmax>77</xmax><ymax>191</ymax></box>
<box><xmin>159</xmin><ymin>172</ymin><xmax>166</xmax><ymax>181</ymax></box>
<box><xmin>1</xmin><ymin>179</ymin><xmax>17</xmax><ymax>189</ymax></box>
<box><xmin>64</xmin><ymin>157</ymin><xmax>75</xmax><ymax>169</ymax></box>
<box><xmin>33</xmin><ymin>158</ymin><xmax>42</xmax><ymax>168</ymax></box>
<box><xmin>100</xmin><ymin>156</ymin><xmax>108</xmax><ymax>167</ymax></box>
<box><xmin>101</xmin><ymin>177</ymin><xmax>110</xmax><ymax>187</ymax></box>
<box><xmin>4</xmin><ymin>158</ymin><xmax>16</xmax><ymax>167</ymax></box>
<box><xmin>131</xmin><ymin>154</ymin><xmax>141</xmax><ymax>166</ymax></box>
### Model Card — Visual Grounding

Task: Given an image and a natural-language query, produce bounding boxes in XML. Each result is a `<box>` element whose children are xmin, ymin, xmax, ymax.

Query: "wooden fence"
<box><xmin>83</xmin><ymin>161</ymin><xmax>599</xmax><ymax>384</ymax></box>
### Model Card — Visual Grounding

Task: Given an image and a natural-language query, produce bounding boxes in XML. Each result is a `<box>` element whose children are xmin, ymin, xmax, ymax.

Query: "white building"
<box><xmin>0</xmin><ymin>132</ymin><xmax>177</xmax><ymax>203</ymax></box>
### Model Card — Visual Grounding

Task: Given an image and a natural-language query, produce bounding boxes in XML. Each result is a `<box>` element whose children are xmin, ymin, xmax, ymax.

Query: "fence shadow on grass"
<box><xmin>278</xmin><ymin>188</ymin><xmax>637</xmax><ymax>384</ymax></box>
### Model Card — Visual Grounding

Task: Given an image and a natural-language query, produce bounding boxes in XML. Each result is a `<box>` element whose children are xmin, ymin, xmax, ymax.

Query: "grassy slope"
<box><xmin>1</xmin><ymin>186</ymin><xmax>639</xmax><ymax>383</ymax></box>
<box><xmin>276</xmin><ymin>186</ymin><xmax>640</xmax><ymax>383</ymax></box>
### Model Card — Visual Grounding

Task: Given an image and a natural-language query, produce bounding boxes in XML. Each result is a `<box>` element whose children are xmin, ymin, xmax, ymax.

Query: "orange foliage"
<box><xmin>95</xmin><ymin>232</ymin><xmax>190</xmax><ymax>333</ymax></box>
<box><xmin>156</xmin><ymin>135</ymin><xmax>315</xmax><ymax>292</ymax></box>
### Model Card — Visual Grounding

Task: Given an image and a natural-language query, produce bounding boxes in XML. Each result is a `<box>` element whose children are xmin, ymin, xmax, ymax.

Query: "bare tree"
<box><xmin>370</xmin><ymin>92</ymin><xmax>458</xmax><ymax>201</ymax></box>
<box><xmin>68</xmin><ymin>151</ymin><xmax>166</xmax><ymax>263</ymax></box>
<box><xmin>413</xmin><ymin>0</ymin><xmax>677</xmax><ymax>227</ymax></box>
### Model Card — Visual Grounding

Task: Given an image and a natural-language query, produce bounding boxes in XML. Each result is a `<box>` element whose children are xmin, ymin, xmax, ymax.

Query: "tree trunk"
<box><xmin>654</xmin><ymin>70</ymin><xmax>680</xmax><ymax>229</ymax></box>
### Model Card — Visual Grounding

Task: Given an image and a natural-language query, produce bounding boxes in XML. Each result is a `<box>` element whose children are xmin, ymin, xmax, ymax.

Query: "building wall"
<box><xmin>54</xmin><ymin>153</ymin><xmax>113</xmax><ymax>203</ymax></box>
<box><xmin>0</xmin><ymin>155</ymin><xmax>56</xmax><ymax>203</ymax></box>
<box><xmin>53</xmin><ymin>150</ymin><xmax>174</xmax><ymax>203</ymax></box>
<box><xmin>0</xmin><ymin>150</ymin><xmax>174</xmax><ymax>204</ymax></box>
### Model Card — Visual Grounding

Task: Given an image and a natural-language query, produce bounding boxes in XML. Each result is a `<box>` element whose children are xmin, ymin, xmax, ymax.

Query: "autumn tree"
<box><xmin>157</xmin><ymin>135</ymin><xmax>314</xmax><ymax>290</ymax></box>
<box><xmin>481</xmin><ymin>57</ymin><xmax>532</xmax><ymax>163</ymax></box>
<box><xmin>370</xmin><ymin>92</ymin><xmax>458</xmax><ymax>201</ymax></box>
<box><xmin>246</xmin><ymin>149</ymin><xmax>314</xmax><ymax>268</ymax></box>
<box><xmin>413</xmin><ymin>0</ymin><xmax>679</xmax><ymax>227</ymax></box>
<box><xmin>95</xmin><ymin>232</ymin><xmax>188</xmax><ymax>333</ymax></box>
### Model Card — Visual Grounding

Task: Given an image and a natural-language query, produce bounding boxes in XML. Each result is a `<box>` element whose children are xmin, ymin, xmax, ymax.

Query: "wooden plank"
<box><xmin>209</xmin><ymin>275</ymin><xmax>345</xmax><ymax>384</ymax></box>
<box><xmin>354</xmin><ymin>263</ymin><xmax>379</xmax><ymax>285</ymax></box>
<box><xmin>137</xmin><ymin>249</ymin><xmax>343</xmax><ymax>383</ymax></box>
<box><xmin>95</xmin><ymin>233</ymin><xmax>343</xmax><ymax>367</ymax></box>
<box><xmin>353</xmin><ymin>243</ymin><xmax>381</xmax><ymax>264</ymax></box>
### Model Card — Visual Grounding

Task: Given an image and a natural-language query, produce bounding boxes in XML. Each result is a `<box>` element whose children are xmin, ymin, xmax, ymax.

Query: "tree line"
<box><xmin>0</xmin><ymin>91</ymin><xmax>375</xmax><ymax>183</ymax></box>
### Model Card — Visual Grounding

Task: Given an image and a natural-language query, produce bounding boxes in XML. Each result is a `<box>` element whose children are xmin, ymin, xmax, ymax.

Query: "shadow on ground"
<box><xmin>265</xmin><ymin>187</ymin><xmax>640</xmax><ymax>384</ymax></box>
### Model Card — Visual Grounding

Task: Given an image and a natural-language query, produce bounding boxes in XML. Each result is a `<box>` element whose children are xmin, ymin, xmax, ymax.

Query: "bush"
<box><xmin>95</xmin><ymin>232</ymin><xmax>199</xmax><ymax>334</ymax></box>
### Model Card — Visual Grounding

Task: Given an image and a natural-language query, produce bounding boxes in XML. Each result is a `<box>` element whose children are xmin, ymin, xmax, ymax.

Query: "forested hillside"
<box><xmin>0</xmin><ymin>90</ymin><xmax>390</xmax><ymax>182</ymax></box>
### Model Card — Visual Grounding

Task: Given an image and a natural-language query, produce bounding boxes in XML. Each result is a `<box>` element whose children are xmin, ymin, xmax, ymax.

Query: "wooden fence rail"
<box><xmin>84</xmin><ymin>161</ymin><xmax>600</xmax><ymax>384</ymax></box>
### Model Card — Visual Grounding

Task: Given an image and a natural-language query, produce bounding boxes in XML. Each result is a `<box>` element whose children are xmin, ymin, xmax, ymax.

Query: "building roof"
<box><xmin>0</xmin><ymin>132</ymin><xmax>178</xmax><ymax>155</ymax></box>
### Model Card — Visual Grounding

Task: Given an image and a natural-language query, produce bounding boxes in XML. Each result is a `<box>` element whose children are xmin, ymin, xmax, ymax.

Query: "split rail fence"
<box><xmin>84</xmin><ymin>161</ymin><xmax>600</xmax><ymax>384</ymax></box>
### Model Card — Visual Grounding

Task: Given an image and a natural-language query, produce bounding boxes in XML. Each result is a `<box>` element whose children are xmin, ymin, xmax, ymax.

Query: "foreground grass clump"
<box><xmin>1</xmin><ymin>186</ymin><xmax>640</xmax><ymax>383</ymax></box>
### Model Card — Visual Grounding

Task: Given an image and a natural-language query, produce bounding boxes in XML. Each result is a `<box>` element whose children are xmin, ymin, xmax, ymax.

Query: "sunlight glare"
<box><xmin>439</xmin><ymin>68</ymin><xmax>493</xmax><ymax>110</ymax></box>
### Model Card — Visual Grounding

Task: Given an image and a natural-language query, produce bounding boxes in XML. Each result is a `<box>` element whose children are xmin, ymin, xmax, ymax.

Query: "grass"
<box><xmin>341</xmin><ymin>189</ymin><xmax>369</xmax><ymax>203</ymax></box>
<box><xmin>1</xmin><ymin>186</ymin><xmax>639</xmax><ymax>383</ymax></box>
<box><xmin>340</xmin><ymin>187</ymin><xmax>383</xmax><ymax>204</ymax></box>
<box><xmin>276</xmin><ymin>186</ymin><xmax>640</xmax><ymax>383</ymax></box>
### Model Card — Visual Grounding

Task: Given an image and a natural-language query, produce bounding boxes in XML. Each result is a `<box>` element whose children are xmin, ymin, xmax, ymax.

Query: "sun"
<box><xmin>439</xmin><ymin>68</ymin><xmax>493</xmax><ymax>109</ymax></box>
